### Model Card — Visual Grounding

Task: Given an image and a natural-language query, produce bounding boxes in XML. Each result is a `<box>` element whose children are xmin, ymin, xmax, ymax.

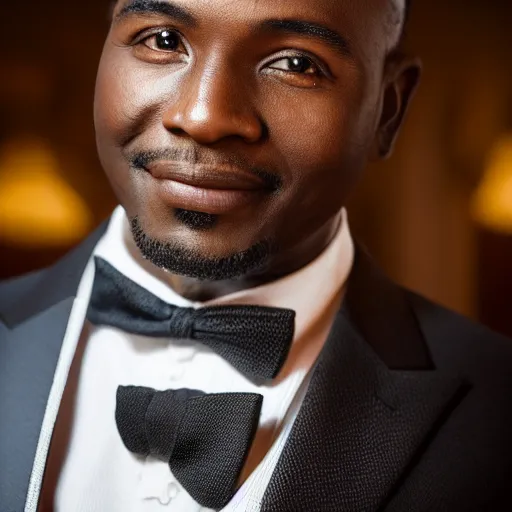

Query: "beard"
<box><xmin>129</xmin><ymin>215</ymin><xmax>273</xmax><ymax>281</ymax></box>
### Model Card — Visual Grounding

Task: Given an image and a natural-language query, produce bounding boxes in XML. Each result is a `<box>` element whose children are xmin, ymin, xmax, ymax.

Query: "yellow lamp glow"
<box><xmin>0</xmin><ymin>137</ymin><xmax>93</xmax><ymax>247</ymax></box>
<box><xmin>472</xmin><ymin>134</ymin><xmax>512</xmax><ymax>235</ymax></box>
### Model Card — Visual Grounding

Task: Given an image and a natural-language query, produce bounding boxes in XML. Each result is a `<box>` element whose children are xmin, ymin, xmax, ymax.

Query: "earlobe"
<box><xmin>375</xmin><ymin>56</ymin><xmax>422</xmax><ymax>159</ymax></box>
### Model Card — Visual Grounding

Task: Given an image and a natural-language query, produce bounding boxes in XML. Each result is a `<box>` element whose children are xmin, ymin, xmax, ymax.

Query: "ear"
<box><xmin>371</xmin><ymin>55</ymin><xmax>421</xmax><ymax>160</ymax></box>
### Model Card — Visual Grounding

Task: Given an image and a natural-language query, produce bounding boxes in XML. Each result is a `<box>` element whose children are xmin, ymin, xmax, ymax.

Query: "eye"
<box><xmin>131</xmin><ymin>28</ymin><xmax>188</xmax><ymax>63</ymax></box>
<box><xmin>267</xmin><ymin>56</ymin><xmax>321</xmax><ymax>76</ymax></box>
<box><xmin>142</xmin><ymin>29</ymin><xmax>184</xmax><ymax>53</ymax></box>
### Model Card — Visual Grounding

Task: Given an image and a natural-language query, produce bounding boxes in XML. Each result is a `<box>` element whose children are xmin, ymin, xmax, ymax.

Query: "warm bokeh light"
<box><xmin>472</xmin><ymin>134</ymin><xmax>512</xmax><ymax>235</ymax></box>
<box><xmin>0</xmin><ymin>137</ymin><xmax>93</xmax><ymax>247</ymax></box>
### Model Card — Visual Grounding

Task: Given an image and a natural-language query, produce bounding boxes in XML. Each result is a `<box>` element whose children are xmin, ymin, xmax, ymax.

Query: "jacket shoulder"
<box><xmin>0</xmin><ymin>219</ymin><xmax>109</xmax><ymax>329</ymax></box>
<box><xmin>0</xmin><ymin>269</ymin><xmax>50</xmax><ymax>325</ymax></box>
<box><xmin>406</xmin><ymin>290</ymin><xmax>512</xmax><ymax>376</ymax></box>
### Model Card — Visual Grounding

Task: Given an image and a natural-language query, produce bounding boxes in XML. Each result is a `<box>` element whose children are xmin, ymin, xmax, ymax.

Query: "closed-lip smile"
<box><xmin>143</xmin><ymin>161</ymin><xmax>269</xmax><ymax>214</ymax></box>
<box><xmin>146</xmin><ymin>161</ymin><xmax>268</xmax><ymax>191</ymax></box>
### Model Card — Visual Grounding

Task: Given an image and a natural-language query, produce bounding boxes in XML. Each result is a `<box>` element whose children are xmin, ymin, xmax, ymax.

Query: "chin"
<box><xmin>128</xmin><ymin>213</ymin><xmax>274</xmax><ymax>281</ymax></box>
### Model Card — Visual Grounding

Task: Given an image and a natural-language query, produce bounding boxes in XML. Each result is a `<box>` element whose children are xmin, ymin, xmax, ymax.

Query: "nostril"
<box><xmin>169</xmin><ymin>127</ymin><xmax>186</xmax><ymax>136</ymax></box>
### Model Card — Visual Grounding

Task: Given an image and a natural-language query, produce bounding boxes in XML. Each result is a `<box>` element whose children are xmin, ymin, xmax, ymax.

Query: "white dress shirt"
<box><xmin>31</xmin><ymin>206</ymin><xmax>354</xmax><ymax>512</ymax></box>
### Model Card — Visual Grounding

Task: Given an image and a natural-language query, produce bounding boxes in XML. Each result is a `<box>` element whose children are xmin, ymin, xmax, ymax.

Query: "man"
<box><xmin>1</xmin><ymin>0</ymin><xmax>511</xmax><ymax>510</ymax></box>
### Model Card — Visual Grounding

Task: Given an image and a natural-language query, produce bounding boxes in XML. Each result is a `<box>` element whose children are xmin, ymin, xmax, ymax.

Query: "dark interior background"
<box><xmin>1</xmin><ymin>0</ymin><xmax>511</xmax><ymax>336</ymax></box>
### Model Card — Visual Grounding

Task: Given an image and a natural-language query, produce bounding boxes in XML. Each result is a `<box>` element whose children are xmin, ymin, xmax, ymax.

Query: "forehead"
<box><xmin>114</xmin><ymin>0</ymin><xmax>405</xmax><ymax>58</ymax></box>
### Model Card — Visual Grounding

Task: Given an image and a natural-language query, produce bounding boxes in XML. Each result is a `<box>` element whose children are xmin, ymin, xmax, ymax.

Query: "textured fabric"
<box><xmin>87</xmin><ymin>257</ymin><xmax>296</xmax><ymax>380</ymax></box>
<box><xmin>116</xmin><ymin>386</ymin><xmax>263</xmax><ymax>510</ymax></box>
<box><xmin>4</xmin><ymin>208</ymin><xmax>512</xmax><ymax>512</ymax></box>
<box><xmin>260</xmin><ymin>308</ymin><xmax>462</xmax><ymax>511</ymax></box>
<box><xmin>44</xmin><ymin>205</ymin><xmax>354</xmax><ymax>512</ymax></box>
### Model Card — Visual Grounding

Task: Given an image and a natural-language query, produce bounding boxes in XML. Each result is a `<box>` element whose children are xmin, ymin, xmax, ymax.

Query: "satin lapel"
<box><xmin>261</xmin><ymin>248</ymin><xmax>467</xmax><ymax>512</ymax></box>
<box><xmin>0</xmin><ymin>220</ymin><xmax>108</xmax><ymax>511</ymax></box>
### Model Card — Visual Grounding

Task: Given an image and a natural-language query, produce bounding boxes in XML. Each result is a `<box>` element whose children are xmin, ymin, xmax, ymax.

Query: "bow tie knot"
<box><xmin>166</xmin><ymin>306</ymin><xmax>197</xmax><ymax>339</ymax></box>
<box><xmin>116</xmin><ymin>385</ymin><xmax>200</xmax><ymax>460</ymax></box>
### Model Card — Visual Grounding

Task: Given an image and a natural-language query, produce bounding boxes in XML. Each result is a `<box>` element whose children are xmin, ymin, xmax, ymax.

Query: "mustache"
<box><xmin>127</xmin><ymin>147</ymin><xmax>282</xmax><ymax>192</ymax></box>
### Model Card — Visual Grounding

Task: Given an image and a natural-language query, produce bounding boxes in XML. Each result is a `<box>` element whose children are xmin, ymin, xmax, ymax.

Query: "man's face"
<box><xmin>94</xmin><ymin>0</ymin><xmax>416</xmax><ymax>280</ymax></box>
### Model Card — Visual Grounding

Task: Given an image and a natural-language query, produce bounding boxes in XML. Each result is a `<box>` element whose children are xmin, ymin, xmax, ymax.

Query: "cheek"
<box><xmin>268</xmin><ymin>71</ymin><xmax>371</xmax><ymax>171</ymax></box>
<box><xmin>268</xmin><ymin>92</ymin><xmax>369</xmax><ymax>203</ymax></box>
<box><xmin>93</xmin><ymin>53</ymin><xmax>147</xmax><ymax>220</ymax></box>
<box><xmin>94</xmin><ymin>49</ymin><xmax>146</xmax><ymax>145</ymax></box>
<box><xmin>94</xmin><ymin>44</ymin><xmax>181</xmax><ymax>147</ymax></box>
<box><xmin>260</xmin><ymin>82</ymin><xmax>376</xmax><ymax>242</ymax></box>
<box><xmin>94</xmin><ymin>46</ymin><xmax>173</xmax><ymax>211</ymax></box>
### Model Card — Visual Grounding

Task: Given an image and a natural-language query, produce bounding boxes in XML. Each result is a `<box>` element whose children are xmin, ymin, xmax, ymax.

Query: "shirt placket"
<box><xmin>137</xmin><ymin>341</ymin><xmax>199</xmax><ymax>508</ymax></box>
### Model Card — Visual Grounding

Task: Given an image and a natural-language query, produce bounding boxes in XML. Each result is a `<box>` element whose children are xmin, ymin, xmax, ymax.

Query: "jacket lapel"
<box><xmin>261</xmin><ymin>248</ymin><xmax>468</xmax><ymax>511</ymax></box>
<box><xmin>0</xmin><ymin>221</ymin><xmax>108</xmax><ymax>512</ymax></box>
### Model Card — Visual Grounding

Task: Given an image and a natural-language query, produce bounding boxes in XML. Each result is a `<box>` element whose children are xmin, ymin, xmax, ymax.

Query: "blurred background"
<box><xmin>0</xmin><ymin>0</ymin><xmax>511</xmax><ymax>336</ymax></box>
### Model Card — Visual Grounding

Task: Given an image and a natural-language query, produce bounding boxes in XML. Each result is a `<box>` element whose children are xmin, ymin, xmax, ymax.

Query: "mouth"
<box><xmin>142</xmin><ymin>161</ymin><xmax>272</xmax><ymax>214</ymax></box>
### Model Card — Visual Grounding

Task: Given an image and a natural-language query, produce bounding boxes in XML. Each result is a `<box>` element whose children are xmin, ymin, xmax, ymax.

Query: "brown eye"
<box><xmin>268</xmin><ymin>56</ymin><xmax>320</xmax><ymax>75</ymax></box>
<box><xmin>144</xmin><ymin>29</ymin><xmax>182</xmax><ymax>52</ymax></box>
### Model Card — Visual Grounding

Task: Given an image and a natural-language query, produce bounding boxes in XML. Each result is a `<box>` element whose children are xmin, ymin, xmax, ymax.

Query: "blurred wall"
<box><xmin>350</xmin><ymin>0</ymin><xmax>512</xmax><ymax>333</ymax></box>
<box><xmin>1</xmin><ymin>0</ymin><xmax>511</xmax><ymax>335</ymax></box>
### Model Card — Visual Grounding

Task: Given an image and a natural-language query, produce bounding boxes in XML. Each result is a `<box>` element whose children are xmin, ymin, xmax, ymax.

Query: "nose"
<box><xmin>162</xmin><ymin>58</ymin><xmax>265</xmax><ymax>145</ymax></box>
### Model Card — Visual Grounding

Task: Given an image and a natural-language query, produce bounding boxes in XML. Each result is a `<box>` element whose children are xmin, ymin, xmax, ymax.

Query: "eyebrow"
<box><xmin>259</xmin><ymin>19</ymin><xmax>352</xmax><ymax>59</ymax></box>
<box><xmin>115</xmin><ymin>1</ymin><xmax>351</xmax><ymax>58</ymax></box>
<box><xmin>115</xmin><ymin>0</ymin><xmax>197</xmax><ymax>26</ymax></box>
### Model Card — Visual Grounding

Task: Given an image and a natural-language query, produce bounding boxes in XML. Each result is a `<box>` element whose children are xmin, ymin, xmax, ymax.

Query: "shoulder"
<box><xmin>405</xmin><ymin>289</ymin><xmax>512</xmax><ymax>378</ymax></box>
<box><xmin>0</xmin><ymin>269</ymin><xmax>50</xmax><ymax>325</ymax></box>
<box><xmin>0</xmin><ymin>219</ymin><xmax>109</xmax><ymax>329</ymax></box>
<box><xmin>0</xmin><ymin>267</ymin><xmax>49</xmax><ymax>295</ymax></box>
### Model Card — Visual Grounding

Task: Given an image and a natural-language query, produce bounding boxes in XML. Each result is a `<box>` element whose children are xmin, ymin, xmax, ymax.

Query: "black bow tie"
<box><xmin>116</xmin><ymin>385</ymin><xmax>262</xmax><ymax>510</ymax></box>
<box><xmin>87</xmin><ymin>257</ymin><xmax>295</xmax><ymax>379</ymax></box>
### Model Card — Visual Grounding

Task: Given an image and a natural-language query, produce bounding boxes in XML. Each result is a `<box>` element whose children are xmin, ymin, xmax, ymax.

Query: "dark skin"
<box><xmin>94</xmin><ymin>0</ymin><xmax>420</xmax><ymax>300</ymax></box>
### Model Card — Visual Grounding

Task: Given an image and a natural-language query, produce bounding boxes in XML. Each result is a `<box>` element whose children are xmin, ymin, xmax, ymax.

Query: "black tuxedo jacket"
<box><xmin>1</xmin><ymin>221</ymin><xmax>512</xmax><ymax>512</ymax></box>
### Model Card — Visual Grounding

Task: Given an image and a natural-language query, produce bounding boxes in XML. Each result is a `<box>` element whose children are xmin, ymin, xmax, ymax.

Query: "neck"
<box><xmin>162</xmin><ymin>214</ymin><xmax>343</xmax><ymax>302</ymax></box>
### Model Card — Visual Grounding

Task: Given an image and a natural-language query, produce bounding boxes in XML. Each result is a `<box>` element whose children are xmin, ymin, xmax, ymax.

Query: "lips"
<box><xmin>143</xmin><ymin>161</ymin><xmax>268</xmax><ymax>214</ymax></box>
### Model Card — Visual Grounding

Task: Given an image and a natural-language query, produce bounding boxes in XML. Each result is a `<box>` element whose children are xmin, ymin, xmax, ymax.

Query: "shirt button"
<box><xmin>167</xmin><ymin>481</ymin><xmax>180</xmax><ymax>500</ymax></box>
<box><xmin>173</xmin><ymin>346</ymin><xmax>196</xmax><ymax>362</ymax></box>
<box><xmin>156</xmin><ymin>481</ymin><xmax>180</xmax><ymax>505</ymax></box>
